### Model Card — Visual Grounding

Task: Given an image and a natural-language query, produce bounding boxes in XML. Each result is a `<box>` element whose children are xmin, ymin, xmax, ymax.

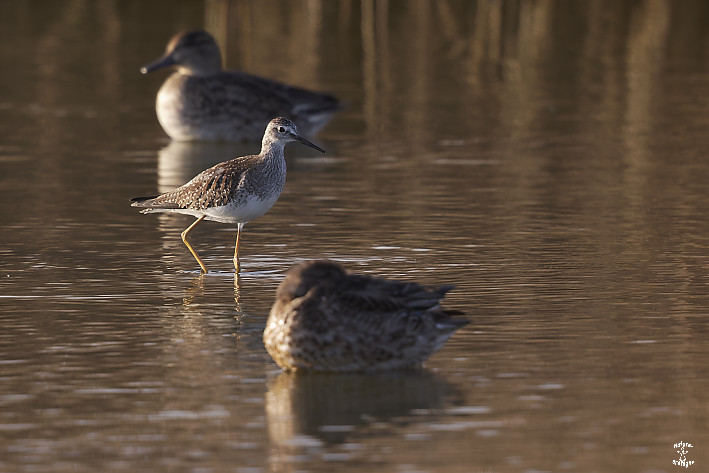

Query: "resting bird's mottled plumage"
<box><xmin>263</xmin><ymin>260</ymin><xmax>468</xmax><ymax>372</ymax></box>
<box><xmin>141</xmin><ymin>30</ymin><xmax>341</xmax><ymax>142</ymax></box>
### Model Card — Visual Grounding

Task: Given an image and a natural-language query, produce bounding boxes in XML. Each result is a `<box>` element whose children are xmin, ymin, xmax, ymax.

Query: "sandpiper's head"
<box><xmin>141</xmin><ymin>30</ymin><xmax>222</xmax><ymax>77</ymax></box>
<box><xmin>275</xmin><ymin>260</ymin><xmax>347</xmax><ymax>305</ymax></box>
<box><xmin>262</xmin><ymin>117</ymin><xmax>326</xmax><ymax>153</ymax></box>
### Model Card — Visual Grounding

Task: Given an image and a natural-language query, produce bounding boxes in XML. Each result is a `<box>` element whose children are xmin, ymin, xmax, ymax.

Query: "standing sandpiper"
<box><xmin>131</xmin><ymin>117</ymin><xmax>325</xmax><ymax>273</ymax></box>
<box><xmin>141</xmin><ymin>30</ymin><xmax>341</xmax><ymax>142</ymax></box>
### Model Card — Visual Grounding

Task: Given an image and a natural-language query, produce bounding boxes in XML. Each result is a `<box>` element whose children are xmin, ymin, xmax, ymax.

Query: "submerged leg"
<box><xmin>181</xmin><ymin>216</ymin><xmax>208</xmax><ymax>273</ymax></box>
<box><xmin>233</xmin><ymin>223</ymin><xmax>244</xmax><ymax>273</ymax></box>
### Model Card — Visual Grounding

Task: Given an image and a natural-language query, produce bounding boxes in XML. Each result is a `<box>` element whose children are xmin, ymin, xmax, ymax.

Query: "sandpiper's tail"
<box><xmin>130</xmin><ymin>195</ymin><xmax>183</xmax><ymax>213</ymax></box>
<box><xmin>130</xmin><ymin>195</ymin><xmax>160</xmax><ymax>207</ymax></box>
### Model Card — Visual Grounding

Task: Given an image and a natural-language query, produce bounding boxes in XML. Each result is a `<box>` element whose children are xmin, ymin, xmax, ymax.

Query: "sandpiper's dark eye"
<box><xmin>278</xmin><ymin>126</ymin><xmax>286</xmax><ymax>133</ymax></box>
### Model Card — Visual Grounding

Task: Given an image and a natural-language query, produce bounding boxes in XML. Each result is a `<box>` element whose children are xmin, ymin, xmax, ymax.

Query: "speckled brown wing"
<box><xmin>264</xmin><ymin>260</ymin><xmax>468</xmax><ymax>372</ymax></box>
<box><xmin>279</xmin><ymin>283</ymin><xmax>464</xmax><ymax>371</ymax></box>
<box><xmin>334</xmin><ymin>273</ymin><xmax>454</xmax><ymax>313</ymax></box>
<box><xmin>181</xmin><ymin>74</ymin><xmax>293</xmax><ymax>123</ymax></box>
<box><xmin>316</xmin><ymin>282</ymin><xmax>455</xmax><ymax>341</ymax></box>
<box><xmin>233</xmin><ymin>72</ymin><xmax>341</xmax><ymax>117</ymax></box>
<box><xmin>132</xmin><ymin>154</ymin><xmax>260</xmax><ymax>211</ymax></box>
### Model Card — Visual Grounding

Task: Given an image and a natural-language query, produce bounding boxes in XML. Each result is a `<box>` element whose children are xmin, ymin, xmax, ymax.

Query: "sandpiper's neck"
<box><xmin>259</xmin><ymin>139</ymin><xmax>287</xmax><ymax>161</ymax></box>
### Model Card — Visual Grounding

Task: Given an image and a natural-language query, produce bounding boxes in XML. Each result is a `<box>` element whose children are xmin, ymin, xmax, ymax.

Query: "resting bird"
<box><xmin>263</xmin><ymin>260</ymin><xmax>468</xmax><ymax>372</ymax></box>
<box><xmin>130</xmin><ymin>118</ymin><xmax>325</xmax><ymax>273</ymax></box>
<box><xmin>141</xmin><ymin>30</ymin><xmax>341</xmax><ymax>142</ymax></box>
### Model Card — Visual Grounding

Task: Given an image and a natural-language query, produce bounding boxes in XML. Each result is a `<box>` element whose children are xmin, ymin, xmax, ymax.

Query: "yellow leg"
<box><xmin>233</xmin><ymin>224</ymin><xmax>243</xmax><ymax>273</ymax></box>
<box><xmin>181</xmin><ymin>216</ymin><xmax>208</xmax><ymax>273</ymax></box>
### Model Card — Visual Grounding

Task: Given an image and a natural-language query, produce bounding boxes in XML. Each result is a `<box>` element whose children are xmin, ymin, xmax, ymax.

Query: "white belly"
<box><xmin>202</xmin><ymin>193</ymin><xmax>279</xmax><ymax>224</ymax></box>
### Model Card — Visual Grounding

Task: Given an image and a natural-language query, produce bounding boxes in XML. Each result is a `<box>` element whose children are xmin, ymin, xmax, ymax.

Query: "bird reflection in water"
<box><xmin>182</xmin><ymin>272</ymin><xmax>206</xmax><ymax>307</ymax></box>
<box><xmin>265</xmin><ymin>370</ymin><xmax>461</xmax><ymax>459</ymax></box>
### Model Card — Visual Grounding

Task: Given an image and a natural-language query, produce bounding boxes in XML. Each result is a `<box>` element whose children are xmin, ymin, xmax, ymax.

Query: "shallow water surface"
<box><xmin>2</xmin><ymin>1</ymin><xmax>709</xmax><ymax>472</ymax></box>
